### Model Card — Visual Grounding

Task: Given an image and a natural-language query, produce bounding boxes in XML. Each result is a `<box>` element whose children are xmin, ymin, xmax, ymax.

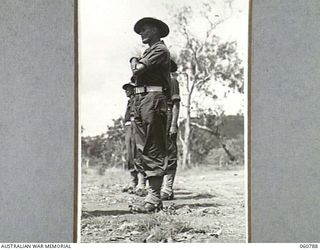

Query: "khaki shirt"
<box><xmin>167</xmin><ymin>77</ymin><xmax>181</xmax><ymax>107</ymax></box>
<box><xmin>124</xmin><ymin>96</ymin><xmax>134</xmax><ymax>123</ymax></box>
<box><xmin>135</xmin><ymin>41</ymin><xmax>171</xmax><ymax>92</ymax></box>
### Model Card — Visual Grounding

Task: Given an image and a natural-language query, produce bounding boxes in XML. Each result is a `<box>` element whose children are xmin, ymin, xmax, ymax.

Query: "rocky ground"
<box><xmin>80</xmin><ymin>165</ymin><xmax>246</xmax><ymax>243</ymax></box>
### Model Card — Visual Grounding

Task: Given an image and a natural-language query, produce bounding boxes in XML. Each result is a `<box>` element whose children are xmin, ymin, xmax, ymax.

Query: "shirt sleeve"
<box><xmin>124</xmin><ymin>97</ymin><xmax>134</xmax><ymax>122</ymax></box>
<box><xmin>170</xmin><ymin>78</ymin><xmax>181</xmax><ymax>102</ymax></box>
<box><xmin>139</xmin><ymin>44</ymin><xmax>168</xmax><ymax>68</ymax></box>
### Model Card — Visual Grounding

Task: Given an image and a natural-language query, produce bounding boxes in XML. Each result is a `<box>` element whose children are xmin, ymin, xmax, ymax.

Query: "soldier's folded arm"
<box><xmin>130</xmin><ymin>57</ymin><xmax>145</xmax><ymax>75</ymax></box>
<box><xmin>130</xmin><ymin>45</ymin><xmax>168</xmax><ymax>75</ymax></box>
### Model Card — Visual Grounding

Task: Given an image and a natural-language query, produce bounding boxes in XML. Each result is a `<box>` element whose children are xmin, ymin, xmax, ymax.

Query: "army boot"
<box><xmin>134</xmin><ymin>172</ymin><xmax>148</xmax><ymax>197</ymax></box>
<box><xmin>129</xmin><ymin>176</ymin><xmax>163</xmax><ymax>213</ymax></box>
<box><xmin>122</xmin><ymin>170</ymin><xmax>138</xmax><ymax>193</ymax></box>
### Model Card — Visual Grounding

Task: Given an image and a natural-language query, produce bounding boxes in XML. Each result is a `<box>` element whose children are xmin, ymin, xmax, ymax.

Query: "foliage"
<box><xmin>105</xmin><ymin>117</ymin><xmax>126</xmax><ymax>167</ymax></box>
<box><xmin>81</xmin><ymin>135</ymin><xmax>105</xmax><ymax>160</ymax></box>
<box><xmin>168</xmin><ymin>0</ymin><xmax>244</xmax><ymax>168</ymax></box>
<box><xmin>179</xmin><ymin>114</ymin><xmax>244</xmax><ymax>165</ymax></box>
<box><xmin>172</xmin><ymin>0</ymin><xmax>244</xmax><ymax>98</ymax></box>
<box><xmin>81</xmin><ymin>117</ymin><xmax>126</xmax><ymax>168</ymax></box>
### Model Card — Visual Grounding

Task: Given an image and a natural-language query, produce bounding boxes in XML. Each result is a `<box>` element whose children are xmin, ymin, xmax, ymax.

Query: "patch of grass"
<box><xmin>134</xmin><ymin>212</ymin><xmax>197</xmax><ymax>242</ymax></box>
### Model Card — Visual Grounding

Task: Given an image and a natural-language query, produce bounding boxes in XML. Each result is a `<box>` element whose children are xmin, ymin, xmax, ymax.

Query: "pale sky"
<box><xmin>79</xmin><ymin>0</ymin><xmax>249</xmax><ymax>136</ymax></box>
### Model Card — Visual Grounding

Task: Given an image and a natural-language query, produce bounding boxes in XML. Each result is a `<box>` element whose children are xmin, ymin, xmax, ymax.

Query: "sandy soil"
<box><xmin>80</xmin><ymin>165</ymin><xmax>246</xmax><ymax>243</ymax></box>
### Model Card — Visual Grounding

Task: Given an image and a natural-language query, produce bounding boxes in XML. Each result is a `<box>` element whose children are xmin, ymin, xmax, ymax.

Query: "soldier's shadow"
<box><xmin>174</xmin><ymin>191</ymin><xmax>193</xmax><ymax>195</ymax></box>
<box><xmin>82</xmin><ymin>210</ymin><xmax>132</xmax><ymax>218</ymax></box>
<box><xmin>170</xmin><ymin>202</ymin><xmax>223</xmax><ymax>209</ymax></box>
<box><xmin>174</xmin><ymin>193</ymin><xmax>217</xmax><ymax>200</ymax></box>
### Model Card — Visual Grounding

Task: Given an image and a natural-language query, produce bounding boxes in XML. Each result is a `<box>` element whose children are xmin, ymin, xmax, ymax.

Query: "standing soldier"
<box><xmin>161</xmin><ymin>60</ymin><xmax>180</xmax><ymax>200</ymax></box>
<box><xmin>129</xmin><ymin>17</ymin><xmax>171</xmax><ymax>213</ymax></box>
<box><xmin>121</xmin><ymin>82</ymin><xmax>146</xmax><ymax>194</ymax></box>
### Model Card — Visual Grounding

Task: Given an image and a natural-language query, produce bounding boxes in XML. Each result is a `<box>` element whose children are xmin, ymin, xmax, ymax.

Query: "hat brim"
<box><xmin>134</xmin><ymin>17</ymin><xmax>169</xmax><ymax>38</ymax></box>
<box><xmin>122</xmin><ymin>83</ymin><xmax>135</xmax><ymax>90</ymax></box>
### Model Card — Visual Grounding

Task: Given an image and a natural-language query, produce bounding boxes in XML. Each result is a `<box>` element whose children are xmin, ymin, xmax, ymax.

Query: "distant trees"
<box><xmin>178</xmin><ymin>113</ymin><xmax>244</xmax><ymax>166</ymax></box>
<box><xmin>81</xmin><ymin>134</ymin><xmax>105</xmax><ymax>160</ymax></box>
<box><xmin>105</xmin><ymin>117</ymin><xmax>126</xmax><ymax>168</ymax></box>
<box><xmin>81</xmin><ymin>117</ymin><xmax>126</xmax><ymax>168</ymax></box>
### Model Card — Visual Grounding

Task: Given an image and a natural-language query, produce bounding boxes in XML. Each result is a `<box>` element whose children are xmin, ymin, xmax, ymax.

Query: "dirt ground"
<box><xmin>80</xmin><ymin>165</ymin><xmax>246</xmax><ymax>243</ymax></box>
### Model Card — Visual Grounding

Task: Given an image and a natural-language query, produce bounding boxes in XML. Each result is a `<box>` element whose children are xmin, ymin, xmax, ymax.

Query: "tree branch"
<box><xmin>190</xmin><ymin>122</ymin><xmax>219</xmax><ymax>136</ymax></box>
<box><xmin>203</xmin><ymin>0</ymin><xmax>235</xmax><ymax>43</ymax></box>
<box><xmin>189</xmin><ymin>79</ymin><xmax>197</xmax><ymax>101</ymax></box>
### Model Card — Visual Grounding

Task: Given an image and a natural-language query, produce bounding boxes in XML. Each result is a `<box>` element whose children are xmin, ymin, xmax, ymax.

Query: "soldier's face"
<box><xmin>125</xmin><ymin>89</ymin><xmax>133</xmax><ymax>97</ymax></box>
<box><xmin>139</xmin><ymin>24</ymin><xmax>157</xmax><ymax>44</ymax></box>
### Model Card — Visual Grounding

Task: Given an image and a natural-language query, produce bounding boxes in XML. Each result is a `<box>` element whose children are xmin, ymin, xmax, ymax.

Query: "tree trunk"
<box><xmin>182</xmin><ymin>95</ymin><xmax>192</xmax><ymax>169</ymax></box>
<box><xmin>181</xmin><ymin>123</ymin><xmax>190</xmax><ymax>169</ymax></box>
